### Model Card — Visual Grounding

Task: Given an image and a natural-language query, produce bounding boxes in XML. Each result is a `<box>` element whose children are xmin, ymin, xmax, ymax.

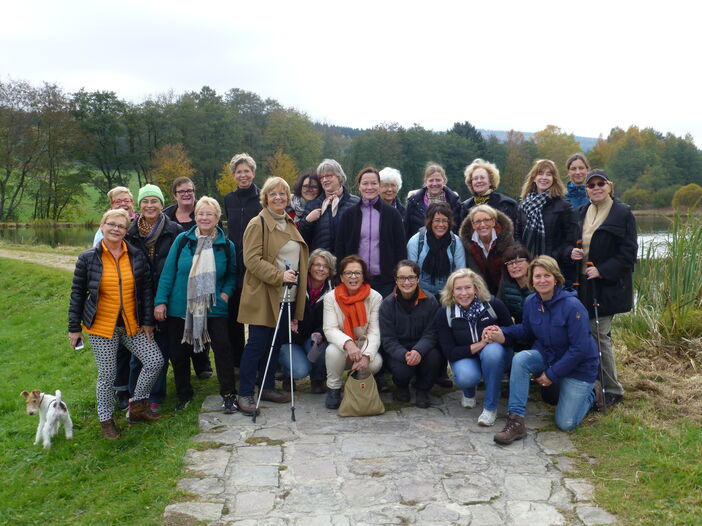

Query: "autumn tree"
<box><xmin>672</xmin><ymin>183</ymin><xmax>702</xmax><ymax>210</ymax></box>
<box><xmin>148</xmin><ymin>143</ymin><xmax>196</xmax><ymax>195</ymax></box>
<box><xmin>530</xmin><ymin>125</ymin><xmax>581</xmax><ymax>176</ymax></box>
<box><xmin>266</xmin><ymin>149</ymin><xmax>298</xmax><ymax>187</ymax></box>
<box><xmin>215</xmin><ymin>163</ymin><xmax>236</xmax><ymax>196</ymax></box>
<box><xmin>502</xmin><ymin>130</ymin><xmax>537</xmax><ymax>198</ymax></box>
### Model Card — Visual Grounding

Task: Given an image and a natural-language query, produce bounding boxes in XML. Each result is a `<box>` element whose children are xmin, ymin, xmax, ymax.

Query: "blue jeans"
<box><xmin>239</xmin><ymin>313</ymin><xmax>291</xmax><ymax>396</ymax></box>
<box><xmin>279</xmin><ymin>338</ymin><xmax>327</xmax><ymax>382</ymax></box>
<box><xmin>450</xmin><ymin>343</ymin><xmax>511</xmax><ymax>411</ymax></box>
<box><xmin>128</xmin><ymin>328</ymin><xmax>169</xmax><ymax>403</ymax></box>
<box><xmin>508</xmin><ymin>349</ymin><xmax>595</xmax><ymax>431</ymax></box>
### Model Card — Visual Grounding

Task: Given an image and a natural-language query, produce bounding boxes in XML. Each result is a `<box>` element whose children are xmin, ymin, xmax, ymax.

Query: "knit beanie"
<box><xmin>138</xmin><ymin>184</ymin><xmax>165</xmax><ymax>205</ymax></box>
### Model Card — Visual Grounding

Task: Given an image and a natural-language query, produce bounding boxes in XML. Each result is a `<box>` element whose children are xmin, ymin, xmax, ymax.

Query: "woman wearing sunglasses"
<box><xmin>570</xmin><ymin>169</ymin><xmax>637</xmax><ymax>410</ymax></box>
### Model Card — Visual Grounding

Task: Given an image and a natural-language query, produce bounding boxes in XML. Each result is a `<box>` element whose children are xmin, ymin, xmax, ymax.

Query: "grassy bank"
<box><xmin>0</xmin><ymin>259</ymin><xmax>217</xmax><ymax>526</ymax></box>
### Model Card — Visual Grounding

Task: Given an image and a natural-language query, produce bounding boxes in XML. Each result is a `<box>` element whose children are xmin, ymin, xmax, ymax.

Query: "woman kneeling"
<box><xmin>435</xmin><ymin>269</ymin><xmax>513</xmax><ymax>426</ymax></box>
<box><xmin>486</xmin><ymin>256</ymin><xmax>600</xmax><ymax>445</ymax></box>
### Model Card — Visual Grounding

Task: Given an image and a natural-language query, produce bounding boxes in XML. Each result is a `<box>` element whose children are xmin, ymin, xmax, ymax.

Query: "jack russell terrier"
<box><xmin>21</xmin><ymin>389</ymin><xmax>74</xmax><ymax>449</ymax></box>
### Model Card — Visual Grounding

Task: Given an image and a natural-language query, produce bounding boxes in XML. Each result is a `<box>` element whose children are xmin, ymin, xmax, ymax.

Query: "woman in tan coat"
<box><xmin>237</xmin><ymin>177</ymin><xmax>309</xmax><ymax>415</ymax></box>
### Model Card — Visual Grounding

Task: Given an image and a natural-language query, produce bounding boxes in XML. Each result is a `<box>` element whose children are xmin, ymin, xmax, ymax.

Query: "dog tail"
<box><xmin>54</xmin><ymin>390</ymin><xmax>68</xmax><ymax>412</ymax></box>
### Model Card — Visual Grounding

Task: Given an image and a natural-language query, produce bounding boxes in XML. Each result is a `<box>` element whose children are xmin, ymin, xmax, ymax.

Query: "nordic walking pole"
<box><xmin>287</xmin><ymin>289</ymin><xmax>296</xmax><ymax>422</ymax></box>
<box><xmin>586</xmin><ymin>261</ymin><xmax>607</xmax><ymax>415</ymax></box>
<box><xmin>253</xmin><ymin>284</ymin><xmax>291</xmax><ymax>423</ymax></box>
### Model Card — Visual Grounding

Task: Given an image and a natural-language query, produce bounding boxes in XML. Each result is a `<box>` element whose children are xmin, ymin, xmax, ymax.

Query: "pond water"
<box><xmin>0</xmin><ymin>225</ymin><xmax>96</xmax><ymax>248</ymax></box>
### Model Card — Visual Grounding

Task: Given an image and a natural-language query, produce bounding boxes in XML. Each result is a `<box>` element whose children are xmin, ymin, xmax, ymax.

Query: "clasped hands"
<box><xmin>344</xmin><ymin>340</ymin><xmax>370</xmax><ymax>372</ymax></box>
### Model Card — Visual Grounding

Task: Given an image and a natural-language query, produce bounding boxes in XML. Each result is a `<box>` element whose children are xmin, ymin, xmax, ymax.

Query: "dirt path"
<box><xmin>0</xmin><ymin>248</ymin><xmax>77</xmax><ymax>272</ymax></box>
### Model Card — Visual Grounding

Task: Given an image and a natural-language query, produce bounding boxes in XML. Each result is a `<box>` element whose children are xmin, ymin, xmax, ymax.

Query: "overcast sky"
<box><xmin>3</xmin><ymin>0</ymin><xmax>700</xmax><ymax>146</ymax></box>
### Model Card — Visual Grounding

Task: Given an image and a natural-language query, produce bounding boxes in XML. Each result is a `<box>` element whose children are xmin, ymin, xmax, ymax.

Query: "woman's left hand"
<box><xmin>585</xmin><ymin>266</ymin><xmax>602</xmax><ymax>279</ymax></box>
<box><xmin>535</xmin><ymin>372</ymin><xmax>552</xmax><ymax>387</ymax></box>
<box><xmin>220</xmin><ymin>292</ymin><xmax>229</xmax><ymax>303</ymax></box>
<box><xmin>405</xmin><ymin>350</ymin><xmax>422</xmax><ymax>366</ymax></box>
<box><xmin>290</xmin><ymin>319</ymin><xmax>299</xmax><ymax>333</ymax></box>
<box><xmin>351</xmin><ymin>354</ymin><xmax>370</xmax><ymax>372</ymax></box>
<box><xmin>141</xmin><ymin>325</ymin><xmax>154</xmax><ymax>342</ymax></box>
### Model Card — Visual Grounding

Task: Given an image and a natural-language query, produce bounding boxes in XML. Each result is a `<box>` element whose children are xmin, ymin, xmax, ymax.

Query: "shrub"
<box><xmin>621</xmin><ymin>188</ymin><xmax>654</xmax><ymax>209</ymax></box>
<box><xmin>672</xmin><ymin>183</ymin><xmax>702</xmax><ymax>211</ymax></box>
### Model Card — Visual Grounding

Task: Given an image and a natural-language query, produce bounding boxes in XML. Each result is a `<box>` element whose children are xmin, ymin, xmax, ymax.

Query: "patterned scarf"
<box><xmin>182</xmin><ymin>228</ymin><xmax>217</xmax><ymax>353</ymax></box>
<box><xmin>137</xmin><ymin>213</ymin><xmax>165</xmax><ymax>261</ymax></box>
<box><xmin>423</xmin><ymin>189</ymin><xmax>447</xmax><ymax>207</ymax></box>
<box><xmin>473</xmin><ymin>195</ymin><xmax>490</xmax><ymax>205</ymax></box>
<box><xmin>335</xmin><ymin>282</ymin><xmax>371</xmax><ymax>339</ymax></box>
<box><xmin>320</xmin><ymin>188</ymin><xmax>344</xmax><ymax>217</ymax></box>
<box><xmin>290</xmin><ymin>195</ymin><xmax>308</xmax><ymax>224</ymax></box>
<box><xmin>519</xmin><ymin>192</ymin><xmax>548</xmax><ymax>257</ymax></box>
<box><xmin>458</xmin><ymin>297</ymin><xmax>484</xmax><ymax>325</ymax></box>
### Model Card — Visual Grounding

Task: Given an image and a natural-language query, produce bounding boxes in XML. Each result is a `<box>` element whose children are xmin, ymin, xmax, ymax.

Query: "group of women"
<box><xmin>69</xmin><ymin>152</ymin><xmax>637</xmax><ymax>444</ymax></box>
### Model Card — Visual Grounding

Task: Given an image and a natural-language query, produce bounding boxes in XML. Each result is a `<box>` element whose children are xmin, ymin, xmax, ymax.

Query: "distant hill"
<box><xmin>480</xmin><ymin>129</ymin><xmax>598</xmax><ymax>153</ymax></box>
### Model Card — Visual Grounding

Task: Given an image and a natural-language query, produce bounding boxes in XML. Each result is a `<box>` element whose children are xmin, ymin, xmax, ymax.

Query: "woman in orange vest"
<box><xmin>68</xmin><ymin>209</ymin><xmax>163</xmax><ymax>440</ymax></box>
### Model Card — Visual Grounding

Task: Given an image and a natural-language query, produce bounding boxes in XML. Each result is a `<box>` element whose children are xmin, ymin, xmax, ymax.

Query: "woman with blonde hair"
<box><xmin>516</xmin><ymin>159</ymin><xmax>577</xmax><ymax>274</ymax></box>
<box><xmin>69</xmin><ymin>209</ymin><xmax>163</xmax><ymax>440</ymax></box>
<box><xmin>461</xmin><ymin>158</ymin><xmax>518</xmax><ymax>227</ymax></box>
<box><xmin>237</xmin><ymin>177</ymin><xmax>309</xmax><ymax>415</ymax></box>
<box><xmin>434</xmin><ymin>268</ymin><xmax>512</xmax><ymax>426</ymax></box>
<box><xmin>404</xmin><ymin>162</ymin><xmax>462</xmax><ymax>240</ymax></box>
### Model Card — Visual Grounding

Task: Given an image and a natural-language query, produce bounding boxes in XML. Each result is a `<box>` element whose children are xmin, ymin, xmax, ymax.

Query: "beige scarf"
<box><xmin>581</xmin><ymin>195</ymin><xmax>613</xmax><ymax>271</ymax></box>
<box><xmin>320</xmin><ymin>188</ymin><xmax>344</xmax><ymax>217</ymax></box>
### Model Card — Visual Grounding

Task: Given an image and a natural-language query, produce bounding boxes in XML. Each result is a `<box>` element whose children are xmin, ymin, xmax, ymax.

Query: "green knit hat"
<box><xmin>138</xmin><ymin>184</ymin><xmax>164</xmax><ymax>205</ymax></box>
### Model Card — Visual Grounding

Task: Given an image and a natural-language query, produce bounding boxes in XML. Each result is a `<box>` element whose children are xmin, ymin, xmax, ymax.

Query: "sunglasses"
<box><xmin>587</xmin><ymin>181</ymin><xmax>607</xmax><ymax>189</ymax></box>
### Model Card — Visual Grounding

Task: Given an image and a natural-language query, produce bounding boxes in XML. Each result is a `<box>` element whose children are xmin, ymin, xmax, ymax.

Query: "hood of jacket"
<box><xmin>458</xmin><ymin>208</ymin><xmax>514</xmax><ymax>253</ymax></box>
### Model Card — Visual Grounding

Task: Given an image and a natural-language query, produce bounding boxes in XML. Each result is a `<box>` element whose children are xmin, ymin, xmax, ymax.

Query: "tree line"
<box><xmin>2</xmin><ymin>79</ymin><xmax>701</xmax><ymax>222</ymax></box>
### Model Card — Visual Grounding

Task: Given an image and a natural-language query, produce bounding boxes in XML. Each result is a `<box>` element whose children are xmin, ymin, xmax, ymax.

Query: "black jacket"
<box><xmin>516</xmin><ymin>196</ymin><xmax>577</xmax><ymax>272</ymax></box>
<box><xmin>379</xmin><ymin>290</ymin><xmax>440</xmax><ymax>361</ymax></box>
<box><xmin>576</xmin><ymin>198</ymin><xmax>637</xmax><ymax>317</ymax></box>
<box><xmin>68</xmin><ymin>242</ymin><xmax>154</xmax><ymax>333</ymax></box>
<box><xmin>404</xmin><ymin>186</ymin><xmax>462</xmax><ymax>241</ymax></box>
<box><xmin>460</xmin><ymin>192</ymin><xmax>519</xmax><ymax>236</ymax></box>
<box><xmin>298</xmin><ymin>187</ymin><xmax>360</xmax><ymax>253</ymax></box>
<box><xmin>124</xmin><ymin>214</ymin><xmax>183</xmax><ymax>289</ymax></box>
<box><xmin>163</xmin><ymin>203</ymin><xmax>194</xmax><ymax>231</ymax></box>
<box><xmin>335</xmin><ymin>198</ymin><xmax>407</xmax><ymax>281</ymax></box>
<box><xmin>294</xmin><ymin>280</ymin><xmax>333</xmax><ymax>345</ymax></box>
<box><xmin>224</xmin><ymin>185</ymin><xmax>262</xmax><ymax>284</ymax></box>
<box><xmin>435</xmin><ymin>297</ymin><xmax>512</xmax><ymax>362</ymax></box>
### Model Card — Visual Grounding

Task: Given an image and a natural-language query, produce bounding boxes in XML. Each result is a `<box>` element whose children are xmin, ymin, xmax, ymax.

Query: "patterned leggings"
<box><xmin>88</xmin><ymin>328</ymin><xmax>164</xmax><ymax>422</ymax></box>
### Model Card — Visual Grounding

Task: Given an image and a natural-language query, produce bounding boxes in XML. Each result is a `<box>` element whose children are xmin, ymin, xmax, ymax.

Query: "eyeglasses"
<box><xmin>112</xmin><ymin>198</ymin><xmax>133</xmax><ymax>205</ymax></box>
<box><xmin>175</xmin><ymin>189</ymin><xmax>194</xmax><ymax>195</ymax></box>
<box><xmin>395</xmin><ymin>275</ymin><xmax>418</xmax><ymax>283</ymax></box>
<box><xmin>342</xmin><ymin>271</ymin><xmax>362</xmax><ymax>278</ymax></box>
<box><xmin>505</xmin><ymin>258</ymin><xmax>527</xmax><ymax>267</ymax></box>
<box><xmin>268</xmin><ymin>192</ymin><xmax>287</xmax><ymax>199</ymax></box>
<box><xmin>587</xmin><ymin>181</ymin><xmax>607</xmax><ymax>189</ymax></box>
<box><xmin>432</xmin><ymin>218</ymin><xmax>449</xmax><ymax>225</ymax></box>
<box><xmin>471</xmin><ymin>217</ymin><xmax>494</xmax><ymax>226</ymax></box>
<box><xmin>104</xmin><ymin>222</ymin><xmax>127</xmax><ymax>231</ymax></box>
<box><xmin>319</xmin><ymin>173</ymin><xmax>336</xmax><ymax>180</ymax></box>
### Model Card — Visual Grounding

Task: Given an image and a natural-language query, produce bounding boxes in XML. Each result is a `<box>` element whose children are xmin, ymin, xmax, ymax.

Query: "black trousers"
<box><xmin>387</xmin><ymin>347</ymin><xmax>442</xmax><ymax>391</ymax></box>
<box><xmin>227</xmin><ymin>287</ymin><xmax>245</xmax><ymax>367</ymax></box>
<box><xmin>167</xmin><ymin>317</ymin><xmax>236</xmax><ymax>400</ymax></box>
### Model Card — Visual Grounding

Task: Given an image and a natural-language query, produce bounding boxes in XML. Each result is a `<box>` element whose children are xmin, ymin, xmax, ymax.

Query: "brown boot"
<box><xmin>128</xmin><ymin>399</ymin><xmax>162</xmax><ymax>423</ymax></box>
<box><xmin>493</xmin><ymin>414</ymin><xmax>527</xmax><ymax>445</ymax></box>
<box><xmin>261</xmin><ymin>389</ymin><xmax>291</xmax><ymax>403</ymax></box>
<box><xmin>100</xmin><ymin>418</ymin><xmax>120</xmax><ymax>440</ymax></box>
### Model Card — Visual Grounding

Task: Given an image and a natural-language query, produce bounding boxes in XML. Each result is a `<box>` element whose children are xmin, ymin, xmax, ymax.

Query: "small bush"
<box><xmin>672</xmin><ymin>183</ymin><xmax>702</xmax><ymax>211</ymax></box>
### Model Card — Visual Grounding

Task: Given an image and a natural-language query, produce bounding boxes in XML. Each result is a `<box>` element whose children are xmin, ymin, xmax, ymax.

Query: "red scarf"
<box><xmin>335</xmin><ymin>282</ymin><xmax>371</xmax><ymax>339</ymax></box>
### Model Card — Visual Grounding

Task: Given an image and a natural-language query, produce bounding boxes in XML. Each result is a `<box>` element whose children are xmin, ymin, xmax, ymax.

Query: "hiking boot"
<box><xmin>281</xmin><ymin>377</ymin><xmax>298</xmax><ymax>393</ymax></box>
<box><xmin>494</xmin><ymin>414</ymin><xmax>527</xmax><ymax>445</ymax></box>
<box><xmin>197</xmin><ymin>370</ymin><xmax>213</xmax><ymax>380</ymax></box>
<box><xmin>310</xmin><ymin>380</ymin><xmax>326</xmax><ymax>394</ymax></box>
<box><xmin>115</xmin><ymin>390</ymin><xmax>130</xmax><ymax>411</ymax></box>
<box><xmin>478</xmin><ymin>408</ymin><xmax>497</xmax><ymax>427</ymax></box>
<box><xmin>461</xmin><ymin>395</ymin><xmax>477</xmax><ymax>408</ymax></box>
<box><xmin>237</xmin><ymin>395</ymin><xmax>260</xmax><ymax>416</ymax></box>
<box><xmin>261</xmin><ymin>389</ymin><xmax>291</xmax><ymax>403</ymax></box>
<box><xmin>604</xmin><ymin>392</ymin><xmax>624</xmax><ymax>408</ymax></box>
<box><xmin>415</xmin><ymin>389</ymin><xmax>431</xmax><ymax>409</ymax></box>
<box><xmin>393</xmin><ymin>386</ymin><xmax>411</xmax><ymax>403</ymax></box>
<box><xmin>435</xmin><ymin>373</ymin><xmax>453</xmax><ymax>389</ymax></box>
<box><xmin>591</xmin><ymin>381</ymin><xmax>605</xmax><ymax>413</ymax></box>
<box><xmin>100</xmin><ymin>418</ymin><xmax>120</xmax><ymax>440</ymax></box>
<box><xmin>325</xmin><ymin>388</ymin><xmax>342</xmax><ymax>409</ymax></box>
<box><xmin>222</xmin><ymin>393</ymin><xmax>238</xmax><ymax>414</ymax></box>
<box><xmin>128</xmin><ymin>399</ymin><xmax>162</xmax><ymax>423</ymax></box>
<box><xmin>175</xmin><ymin>397</ymin><xmax>192</xmax><ymax>411</ymax></box>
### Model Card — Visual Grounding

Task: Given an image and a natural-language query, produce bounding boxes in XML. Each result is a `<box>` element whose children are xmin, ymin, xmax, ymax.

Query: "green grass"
<box><xmin>0</xmin><ymin>259</ymin><xmax>217</xmax><ymax>526</ymax></box>
<box><xmin>572</xmin><ymin>404</ymin><xmax>702</xmax><ymax>526</ymax></box>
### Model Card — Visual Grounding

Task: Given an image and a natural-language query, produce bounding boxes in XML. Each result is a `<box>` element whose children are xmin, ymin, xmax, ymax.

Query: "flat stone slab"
<box><xmin>165</xmin><ymin>388</ymin><xmax>618</xmax><ymax>524</ymax></box>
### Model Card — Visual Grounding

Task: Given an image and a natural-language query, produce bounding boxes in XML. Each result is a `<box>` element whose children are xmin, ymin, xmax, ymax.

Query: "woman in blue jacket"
<box><xmin>155</xmin><ymin>196</ymin><xmax>237</xmax><ymax>413</ymax></box>
<box><xmin>486</xmin><ymin>256</ymin><xmax>600</xmax><ymax>445</ymax></box>
<box><xmin>406</xmin><ymin>202</ymin><xmax>465</xmax><ymax>299</ymax></box>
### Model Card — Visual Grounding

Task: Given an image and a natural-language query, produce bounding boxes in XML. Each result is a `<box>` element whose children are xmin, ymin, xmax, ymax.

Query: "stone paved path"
<box><xmin>164</xmin><ymin>390</ymin><xmax>617</xmax><ymax>526</ymax></box>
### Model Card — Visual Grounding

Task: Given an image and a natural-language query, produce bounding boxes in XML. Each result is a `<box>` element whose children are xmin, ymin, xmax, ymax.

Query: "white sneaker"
<box><xmin>478</xmin><ymin>408</ymin><xmax>497</xmax><ymax>426</ymax></box>
<box><xmin>461</xmin><ymin>395</ymin><xmax>476</xmax><ymax>408</ymax></box>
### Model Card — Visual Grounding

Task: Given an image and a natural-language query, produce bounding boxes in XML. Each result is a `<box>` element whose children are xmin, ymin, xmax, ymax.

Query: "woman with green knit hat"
<box><xmin>125</xmin><ymin>183</ymin><xmax>183</xmax><ymax>413</ymax></box>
